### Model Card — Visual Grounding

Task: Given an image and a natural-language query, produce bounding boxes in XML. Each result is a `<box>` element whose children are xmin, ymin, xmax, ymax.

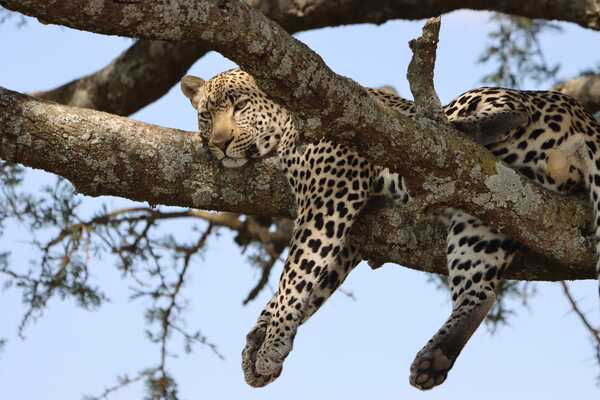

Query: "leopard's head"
<box><xmin>181</xmin><ymin>69</ymin><xmax>289</xmax><ymax>168</ymax></box>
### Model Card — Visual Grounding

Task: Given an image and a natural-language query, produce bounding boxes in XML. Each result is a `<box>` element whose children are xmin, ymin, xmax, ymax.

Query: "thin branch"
<box><xmin>407</xmin><ymin>16</ymin><xmax>443</xmax><ymax>120</ymax></box>
<box><xmin>158</xmin><ymin>224</ymin><xmax>214</xmax><ymax>378</ymax></box>
<box><xmin>83</xmin><ymin>369</ymin><xmax>153</xmax><ymax>400</ymax></box>
<box><xmin>560</xmin><ymin>281</ymin><xmax>600</xmax><ymax>343</ymax></box>
<box><xmin>170</xmin><ymin>324</ymin><xmax>224</xmax><ymax>360</ymax></box>
<box><xmin>242</xmin><ymin>251</ymin><xmax>281</xmax><ymax>305</ymax></box>
<box><xmin>44</xmin><ymin>208</ymin><xmax>241</xmax><ymax>250</ymax></box>
<box><xmin>338</xmin><ymin>288</ymin><xmax>357</xmax><ymax>301</ymax></box>
<box><xmin>560</xmin><ymin>281</ymin><xmax>600</xmax><ymax>380</ymax></box>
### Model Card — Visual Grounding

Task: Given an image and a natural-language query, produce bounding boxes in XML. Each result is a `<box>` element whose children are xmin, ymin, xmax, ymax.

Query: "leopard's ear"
<box><xmin>180</xmin><ymin>75</ymin><xmax>205</xmax><ymax>106</ymax></box>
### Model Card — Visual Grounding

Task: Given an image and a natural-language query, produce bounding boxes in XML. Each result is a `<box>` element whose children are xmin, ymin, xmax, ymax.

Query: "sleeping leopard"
<box><xmin>181</xmin><ymin>69</ymin><xmax>597</xmax><ymax>390</ymax></box>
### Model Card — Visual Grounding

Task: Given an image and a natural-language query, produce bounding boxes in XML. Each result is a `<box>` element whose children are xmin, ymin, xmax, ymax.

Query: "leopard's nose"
<box><xmin>212</xmin><ymin>137</ymin><xmax>233</xmax><ymax>152</ymax></box>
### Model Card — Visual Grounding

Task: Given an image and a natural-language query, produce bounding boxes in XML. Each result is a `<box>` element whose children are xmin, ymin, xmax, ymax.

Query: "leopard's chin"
<box><xmin>222</xmin><ymin>157</ymin><xmax>248</xmax><ymax>168</ymax></box>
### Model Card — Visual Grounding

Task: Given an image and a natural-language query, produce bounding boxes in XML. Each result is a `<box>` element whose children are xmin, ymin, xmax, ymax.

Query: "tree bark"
<box><xmin>4</xmin><ymin>0</ymin><xmax>600</xmax><ymax>34</ymax></box>
<box><xmin>0</xmin><ymin>87</ymin><xmax>594</xmax><ymax>281</ymax></box>
<box><xmin>32</xmin><ymin>40</ymin><xmax>207</xmax><ymax>116</ymax></box>
<box><xmin>407</xmin><ymin>17</ymin><xmax>443</xmax><ymax>120</ymax></box>
<box><xmin>34</xmin><ymin>0</ymin><xmax>448</xmax><ymax>116</ymax></box>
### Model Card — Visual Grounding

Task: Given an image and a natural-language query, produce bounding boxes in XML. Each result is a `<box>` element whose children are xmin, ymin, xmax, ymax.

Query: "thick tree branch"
<box><xmin>0</xmin><ymin>87</ymin><xmax>595</xmax><ymax>281</ymax></box>
<box><xmin>32</xmin><ymin>40</ymin><xmax>207</xmax><ymax>116</ymax></box>
<box><xmin>33</xmin><ymin>0</ymin><xmax>431</xmax><ymax>116</ymax></box>
<box><xmin>40</xmin><ymin>0</ymin><xmax>588</xmax><ymax>118</ymax></box>
<box><xmin>4</xmin><ymin>0</ymin><xmax>600</xmax><ymax>34</ymax></box>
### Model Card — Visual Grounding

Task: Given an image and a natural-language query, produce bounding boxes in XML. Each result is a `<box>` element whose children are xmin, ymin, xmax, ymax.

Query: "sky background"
<box><xmin>1</xmin><ymin>9</ymin><xmax>599</xmax><ymax>400</ymax></box>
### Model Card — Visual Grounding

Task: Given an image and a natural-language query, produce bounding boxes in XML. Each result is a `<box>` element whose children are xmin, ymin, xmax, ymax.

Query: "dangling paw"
<box><xmin>409</xmin><ymin>296</ymin><xmax>495</xmax><ymax>390</ymax></box>
<box><xmin>255</xmin><ymin>337</ymin><xmax>293</xmax><ymax>377</ymax></box>
<box><xmin>242</xmin><ymin>323</ymin><xmax>281</xmax><ymax>387</ymax></box>
<box><xmin>409</xmin><ymin>343</ymin><xmax>453</xmax><ymax>390</ymax></box>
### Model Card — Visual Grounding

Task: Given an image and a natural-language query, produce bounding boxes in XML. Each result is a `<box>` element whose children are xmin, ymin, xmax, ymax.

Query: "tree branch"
<box><xmin>0</xmin><ymin>87</ymin><xmax>595</xmax><ymax>281</ymax></box>
<box><xmin>560</xmin><ymin>281</ymin><xmax>600</xmax><ymax>344</ymax></box>
<box><xmin>407</xmin><ymin>16</ymin><xmax>443</xmax><ymax>120</ymax></box>
<box><xmin>32</xmin><ymin>40</ymin><xmax>207</xmax><ymax>116</ymax></box>
<box><xmin>560</xmin><ymin>281</ymin><xmax>600</xmax><ymax>377</ymax></box>
<box><xmin>35</xmin><ymin>0</ymin><xmax>442</xmax><ymax>116</ymax></box>
<box><xmin>4</xmin><ymin>0</ymin><xmax>600</xmax><ymax>34</ymax></box>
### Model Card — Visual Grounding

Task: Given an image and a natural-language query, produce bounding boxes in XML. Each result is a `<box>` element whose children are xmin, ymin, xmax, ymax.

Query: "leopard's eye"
<box><xmin>199</xmin><ymin>111</ymin><xmax>212</xmax><ymax>120</ymax></box>
<box><xmin>234</xmin><ymin>99</ymin><xmax>249</xmax><ymax>112</ymax></box>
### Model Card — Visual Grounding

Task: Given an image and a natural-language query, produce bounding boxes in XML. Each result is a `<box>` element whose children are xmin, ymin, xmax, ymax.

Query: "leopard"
<box><xmin>180</xmin><ymin>69</ymin><xmax>597</xmax><ymax>390</ymax></box>
<box><xmin>180</xmin><ymin>70</ymin><xmax>412</xmax><ymax>386</ymax></box>
<box><xmin>390</xmin><ymin>86</ymin><xmax>600</xmax><ymax>389</ymax></box>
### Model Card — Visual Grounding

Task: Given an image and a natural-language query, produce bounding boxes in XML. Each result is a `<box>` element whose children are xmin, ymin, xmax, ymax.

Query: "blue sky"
<box><xmin>1</xmin><ymin>9</ymin><xmax>599</xmax><ymax>399</ymax></box>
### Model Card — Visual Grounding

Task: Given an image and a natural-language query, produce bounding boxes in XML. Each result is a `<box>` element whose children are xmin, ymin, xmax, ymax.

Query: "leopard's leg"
<box><xmin>410</xmin><ymin>209</ymin><xmax>519</xmax><ymax>390</ymax></box>
<box><xmin>242</xmin><ymin>142</ymin><xmax>371</xmax><ymax>386</ymax></box>
<box><xmin>242</xmin><ymin>242</ymin><xmax>362</xmax><ymax>387</ymax></box>
<box><xmin>299</xmin><ymin>242</ymin><xmax>363</xmax><ymax>322</ymax></box>
<box><xmin>242</xmin><ymin>233</ymin><xmax>364</xmax><ymax>386</ymax></box>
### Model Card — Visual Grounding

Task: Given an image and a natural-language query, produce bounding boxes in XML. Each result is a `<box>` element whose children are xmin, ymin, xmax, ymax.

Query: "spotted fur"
<box><xmin>409</xmin><ymin>209</ymin><xmax>519</xmax><ymax>389</ymax></box>
<box><xmin>446</xmin><ymin>88</ymin><xmax>591</xmax><ymax>194</ymax></box>
<box><xmin>181</xmin><ymin>71</ymin><xmax>594</xmax><ymax>390</ymax></box>
<box><xmin>181</xmin><ymin>70</ymin><xmax>410</xmax><ymax>387</ymax></box>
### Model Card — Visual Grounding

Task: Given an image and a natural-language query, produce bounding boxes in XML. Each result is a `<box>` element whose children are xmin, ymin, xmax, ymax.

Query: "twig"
<box><xmin>83</xmin><ymin>369</ymin><xmax>154</xmax><ymax>400</ymax></box>
<box><xmin>560</xmin><ymin>281</ymin><xmax>600</xmax><ymax>343</ymax></box>
<box><xmin>407</xmin><ymin>16</ymin><xmax>444</xmax><ymax>121</ymax></box>
<box><xmin>159</xmin><ymin>224</ymin><xmax>214</xmax><ymax>369</ymax></box>
<box><xmin>242</xmin><ymin>253</ymin><xmax>280</xmax><ymax>305</ymax></box>
<box><xmin>338</xmin><ymin>288</ymin><xmax>357</xmax><ymax>301</ymax></box>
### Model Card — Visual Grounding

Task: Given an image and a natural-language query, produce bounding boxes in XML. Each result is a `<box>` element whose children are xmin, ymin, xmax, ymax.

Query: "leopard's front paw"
<box><xmin>255</xmin><ymin>337</ymin><xmax>293</xmax><ymax>377</ymax></box>
<box><xmin>241</xmin><ymin>325</ymin><xmax>281</xmax><ymax>387</ymax></box>
<box><xmin>409</xmin><ymin>343</ymin><xmax>453</xmax><ymax>390</ymax></box>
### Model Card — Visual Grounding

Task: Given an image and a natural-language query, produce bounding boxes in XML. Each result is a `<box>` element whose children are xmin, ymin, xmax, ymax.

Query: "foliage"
<box><xmin>479</xmin><ymin>14</ymin><xmax>561</xmax><ymax>88</ymax></box>
<box><xmin>0</xmin><ymin>162</ymin><xmax>226</xmax><ymax>398</ymax></box>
